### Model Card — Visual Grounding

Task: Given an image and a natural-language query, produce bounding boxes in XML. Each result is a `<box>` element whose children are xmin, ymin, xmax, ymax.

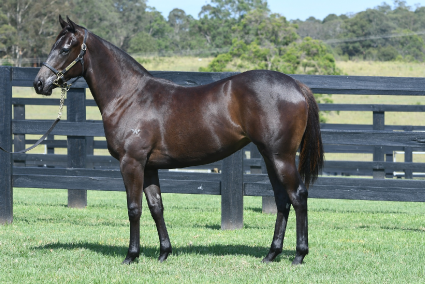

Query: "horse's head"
<box><xmin>34</xmin><ymin>15</ymin><xmax>87</xmax><ymax>96</ymax></box>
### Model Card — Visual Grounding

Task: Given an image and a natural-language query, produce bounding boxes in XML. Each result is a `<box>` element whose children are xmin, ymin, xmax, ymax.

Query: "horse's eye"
<box><xmin>61</xmin><ymin>48</ymin><xmax>70</xmax><ymax>54</ymax></box>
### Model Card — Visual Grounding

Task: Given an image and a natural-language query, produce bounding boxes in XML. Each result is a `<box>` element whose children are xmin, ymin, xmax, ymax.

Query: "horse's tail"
<box><xmin>295</xmin><ymin>80</ymin><xmax>324</xmax><ymax>189</ymax></box>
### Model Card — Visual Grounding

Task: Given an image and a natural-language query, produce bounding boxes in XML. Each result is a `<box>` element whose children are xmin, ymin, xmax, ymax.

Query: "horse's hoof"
<box><xmin>122</xmin><ymin>258</ymin><xmax>132</xmax><ymax>265</ymax></box>
<box><xmin>291</xmin><ymin>255</ymin><xmax>305</xmax><ymax>265</ymax></box>
<box><xmin>122</xmin><ymin>255</ymin><xmax>138</xmax><ymax>265</ymax></box>
<box><xmin>262</xmin><ymin>251</ymin><xmax>279</xmax><ymax>263</ymax></box>
<box><xmin>158</xmin><ymin>251</ymin><xmax>171</xmax><ymax>262</ymax></box>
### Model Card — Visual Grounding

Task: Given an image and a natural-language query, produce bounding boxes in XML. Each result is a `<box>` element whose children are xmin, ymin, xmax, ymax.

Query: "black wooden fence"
<box><xmin>1</xmin><ymin>66</ymin><xmax>425</xmax><ymax>226</ymax></box>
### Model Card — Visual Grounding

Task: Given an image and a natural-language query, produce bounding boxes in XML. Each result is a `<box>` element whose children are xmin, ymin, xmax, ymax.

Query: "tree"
<box><xmin>200</xmin><ymin>6</ymin><xmax>341</xmax><ymax>76</ymax></box>
<box><xmin>284</xmin><ymin>37</ymin><xmax>341</xmax><ymax>75</ymax></box>
<box><xmin>127</xmin><ymin>32</ymin><xmax>157</xmax><ymax>54</ymax></box>
<box><xmin>1</xmin><ymin>0</ymin><xmax>73</xmax><ymax>66</ymax></box>
<box><xmin>233</xmin><ymin>8</ymin><xmax>297</xmax><ymax>46</ymax></box>
<box><xmin>193</xmin><ymin>11</ymin><xmax>236</xmax><ymax>49</ymax></box>
<box><xmin>199</xmin><ymin>0</ymin><xmax>269</xmax><ymax>19</ymax></box>
<box><xmin>193</xmin><ymin>0</ymin><xmax>270</xmax><ymax>50</ymax></box>
<box><xmin>166</xmin><ymin>8</ymin><xmax>206</xmax><ymax>52</ymax></box>
<box><xmin>390</xmin><ymin>29</ymin><xmax>425</xmax><ymax>61</ymax></box>
<box><xmin>339</xmin><ymin>9</ymin><xmax>396</xmax><ymax>59</ymax></box>
<box><xmin>0</xmin><ymin>10</ymin><xmax>16</xmax><ymax>59</ymax></box>
<box><xmin>128</xmin><ymin>7</ymin><xmax>173</xmax><ymax>54</ymax></box>
<box><xmin>72</xmin><ymin>0</ymin><xmax>147</xmax><ymax>51</ymax></box>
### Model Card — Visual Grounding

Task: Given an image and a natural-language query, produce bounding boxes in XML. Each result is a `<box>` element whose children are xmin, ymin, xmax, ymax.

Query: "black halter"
<box><xmin>43</xmin><ymin>29</ymin><xmax>88</xmax><ymax>89</ymax></box>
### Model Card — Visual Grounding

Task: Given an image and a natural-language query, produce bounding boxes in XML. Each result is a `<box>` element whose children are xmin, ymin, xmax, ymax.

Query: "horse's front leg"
<box><xmin>143</xmin><ymin>169</ymin><xmax>172</xmax><ymax>262</ymax></box>
<box><xmin>120</xmin><ymin>155</ymin><xmax>145</xmax><ymax>264</ymax></box>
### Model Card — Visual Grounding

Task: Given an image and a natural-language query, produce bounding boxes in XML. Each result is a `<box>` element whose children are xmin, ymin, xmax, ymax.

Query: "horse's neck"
<box><xmin>83</xmin><ymin>33</ymin><xmax>151</xmax><ymax>113</ymax></box>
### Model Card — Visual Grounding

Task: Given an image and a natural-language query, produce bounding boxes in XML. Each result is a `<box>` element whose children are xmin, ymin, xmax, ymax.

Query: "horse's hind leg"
<box><xmin>262</xmin><ymin>158</ymin><xmax>292</xmax><ymax>263</ymax></box>
<box><xmin>143</xmin><ymin>169</ymin><xmax>172</xmax><ymax>262</ymax></box>
<box><xmin>288</xmin><ymin>173</ymin><xmax>309</xmax><ymax>265</ymax></box>
<box><xmin>262</xmin><ymin>155</ymin><xmax>309</xmax><ymax>265</ymax></box>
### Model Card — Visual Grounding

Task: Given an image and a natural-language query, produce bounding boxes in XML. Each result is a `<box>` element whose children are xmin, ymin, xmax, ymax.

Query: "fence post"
<box><xmin>404</xmin><ymin>147</ymin><xmax>413</xmax><ymax>179</ymax></box>
<box><xmin>221</xmin><ymin>149</ymin><xmax>243</xmax><ymax>230</ymax></box>
<box><xmin>0</xmin><ymin>67</ymin><xmax>13</xmax><ymax>224</ymax></box>
<box><xmin>13</xmin><ymin>104</ymin><xmax>26</xmax><ymax>166</ymax></box>
<box><xmin>385</xmin><ymin>151</ymin><xmax>394</xmax><ymax>178</ymax></box>
<box><xmin>46</xmin><ymin>134</ymin><xmax>55</xmax><ymax>154</ymax></box>
<box><xmin>67</xmin><ymin>88</ymin><xmax>87</xmax><ymax>208</ymax></box>
<box><xmin>373</xmin><ymin>111</ymin><xmax>385</xmax><ymax>179</ymax></box>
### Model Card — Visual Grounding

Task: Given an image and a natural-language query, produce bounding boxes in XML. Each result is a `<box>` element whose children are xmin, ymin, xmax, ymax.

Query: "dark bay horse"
<box><xmin>34</xmin><ymin>16</ymin><xmax>323</xmax><ymax>265</ymax></box>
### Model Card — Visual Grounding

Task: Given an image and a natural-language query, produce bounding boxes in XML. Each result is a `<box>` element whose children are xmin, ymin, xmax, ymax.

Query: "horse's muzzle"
<box><xmin>33</xmin><ymin>76</ymin><xmax>53</xmax><ymax>96</ymax></box>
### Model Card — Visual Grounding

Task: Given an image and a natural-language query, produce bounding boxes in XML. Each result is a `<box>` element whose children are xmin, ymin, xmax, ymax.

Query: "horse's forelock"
<box><xmin>55</xmin><ymin>29</ymin><xmax>68</xmax><ymax>42</ymax></box>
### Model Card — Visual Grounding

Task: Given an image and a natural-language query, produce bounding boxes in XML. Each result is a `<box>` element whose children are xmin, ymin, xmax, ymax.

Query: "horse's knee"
<box><xmin>128</xmin><ymin>203</ymin><xmax>141</xmax><ymax>221</ymax></box>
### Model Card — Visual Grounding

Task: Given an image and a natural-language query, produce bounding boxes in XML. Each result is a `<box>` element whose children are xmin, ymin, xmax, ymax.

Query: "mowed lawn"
<box><xmin>1</xmin><ymin>188</ymin><xmax>424</xmax><ymax>283</ymax></box>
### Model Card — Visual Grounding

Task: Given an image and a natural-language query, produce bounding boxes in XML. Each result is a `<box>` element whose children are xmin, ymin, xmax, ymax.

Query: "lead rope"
<box><xmin>57</xmin><ymin>86</ymin><xmax>67</xmax><ymax>119</ymax></box>
<box><xmin>0</xmin><ymin>87</ymin><xmax>68</xmax><ymax>154</ymax></box>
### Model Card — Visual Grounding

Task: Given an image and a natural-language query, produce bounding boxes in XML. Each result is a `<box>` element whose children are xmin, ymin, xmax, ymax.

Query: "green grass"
<box><xmin>1</xmin><ymin>188</ymin><xmax>424</xmax><ymax>283</ymax></box>
<box><xmin>336</xmin><ymin>61</ymin><xmax>425</xmax><ymax>77</ymax></box>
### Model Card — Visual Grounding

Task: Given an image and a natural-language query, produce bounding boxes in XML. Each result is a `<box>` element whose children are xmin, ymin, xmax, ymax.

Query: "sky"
<box><xmin>148</xmin><ymin>0</ymin><xmax>425</xmax><ymax>21</ymax></box>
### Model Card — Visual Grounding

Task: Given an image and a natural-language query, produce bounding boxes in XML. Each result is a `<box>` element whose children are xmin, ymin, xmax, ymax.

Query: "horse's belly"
<box><xmin>146</xmin><ymin>136</ymin><xmax>250</xmax><ymax>169</ymax></box>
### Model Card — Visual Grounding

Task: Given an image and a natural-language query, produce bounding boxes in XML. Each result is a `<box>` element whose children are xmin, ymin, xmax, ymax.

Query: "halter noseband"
<box><xmin>43</xmin><ymin>29</ymin><xmax>88</xmax><ymax>90</ymax></box>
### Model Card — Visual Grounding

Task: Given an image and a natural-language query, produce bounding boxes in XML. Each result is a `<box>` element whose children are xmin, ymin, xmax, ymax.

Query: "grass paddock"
<box><xmin>1</xmin><ymin>188</ymin><xmax>424</xmax><ymax>283</ymax></box>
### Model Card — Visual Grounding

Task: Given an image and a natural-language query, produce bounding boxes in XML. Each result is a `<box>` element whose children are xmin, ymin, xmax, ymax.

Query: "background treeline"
<box><xmin>1</xmin><ymin>0</ymin><xmax>425</xmax><ymax>73</ymax></box>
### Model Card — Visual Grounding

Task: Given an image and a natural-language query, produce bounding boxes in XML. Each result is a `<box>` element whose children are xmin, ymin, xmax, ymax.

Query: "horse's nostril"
<box><xmin>37</xmin><ymin>80</ymin><xmax>43</xmax><ymax>91</ymax></box>
<box><xmin>34</xmin><ymin>79</ymin><xmax>45</xmax><ymax>94</ymax></box>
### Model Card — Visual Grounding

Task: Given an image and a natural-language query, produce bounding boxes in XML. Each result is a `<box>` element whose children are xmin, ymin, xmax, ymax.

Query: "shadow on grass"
<box><xmin>194</xmin><ymin>223</ymin><xmax>274</xmax><ymax>230</ymax></box>
<box><xmin>198</xmin><ymin>224</ymin><xmax>221</xmax><ymax>230</ymax></box>
<box><xmin>33</xmin><ymin>242</ymin><xmax>295</xmax><ymax>262</ymax></box>
<box><xmin>244</xmin><ymin>207</ymin><xmax>264</xmax><ymax>213</ymax></box>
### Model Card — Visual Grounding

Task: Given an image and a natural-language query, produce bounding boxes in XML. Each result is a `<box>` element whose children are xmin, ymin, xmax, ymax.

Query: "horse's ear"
<box><xmin>66</xmin><ymin>16</ymin><xmax>76</xmax><ymax>33</ymax></box>
<box><xmin>59</xmin><ymin>15</ymin><xmax>67</xmax><ymax>29</ymax></box>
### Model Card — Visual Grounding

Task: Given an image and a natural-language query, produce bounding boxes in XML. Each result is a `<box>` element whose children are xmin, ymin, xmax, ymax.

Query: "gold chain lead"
<box><xmin>57</xmin><ymin>87</ymin><xmax>68</xmax><ymax>120</ymax></box>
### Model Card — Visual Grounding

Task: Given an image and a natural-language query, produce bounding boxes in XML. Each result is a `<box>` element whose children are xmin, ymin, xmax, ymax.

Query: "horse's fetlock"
<box><xmin>272</xmin><ymin>247</ymin><xmax>283</xmax><ymax>255</ymax></box>
<box><xmin>270</xmin><ymin>242</ymin><xmax>283</xmax><ymax>255</ymax></box>
<box><xmin>296</xmin><ymin>244</ymin><xmax>309</xmax><ymax>255</ymax></box>
<box><xmin>160</xmin><ymin>242</ymin><xmax>172</xmax><ymax>253</ymax></box>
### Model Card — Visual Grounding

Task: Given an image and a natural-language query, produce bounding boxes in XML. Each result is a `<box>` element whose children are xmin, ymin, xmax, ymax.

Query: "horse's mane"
<box><xmin>78</xmin><ymin>25</ymin><xmax>153</xmax><ymax>77</ymax></box>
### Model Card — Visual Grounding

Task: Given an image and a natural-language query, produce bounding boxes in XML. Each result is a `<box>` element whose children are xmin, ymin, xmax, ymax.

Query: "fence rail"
<box><xmin>1</xmin><ymin>66</ymin><xmax>425</xmax><ymax>226</ymax></box>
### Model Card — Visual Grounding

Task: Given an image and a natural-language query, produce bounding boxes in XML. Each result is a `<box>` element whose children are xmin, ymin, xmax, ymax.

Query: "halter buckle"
<box><xmin>53</xmin><ymin>71</ymin><xmax>65</xmax><ymax>87</ymax></box>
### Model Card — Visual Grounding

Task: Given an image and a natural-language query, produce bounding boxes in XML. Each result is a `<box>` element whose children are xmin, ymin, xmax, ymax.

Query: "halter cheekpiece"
<box><xmin>42</xmin><ymin>29</ymin><xmax>88</xmax><ymax>90</ymax></box>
